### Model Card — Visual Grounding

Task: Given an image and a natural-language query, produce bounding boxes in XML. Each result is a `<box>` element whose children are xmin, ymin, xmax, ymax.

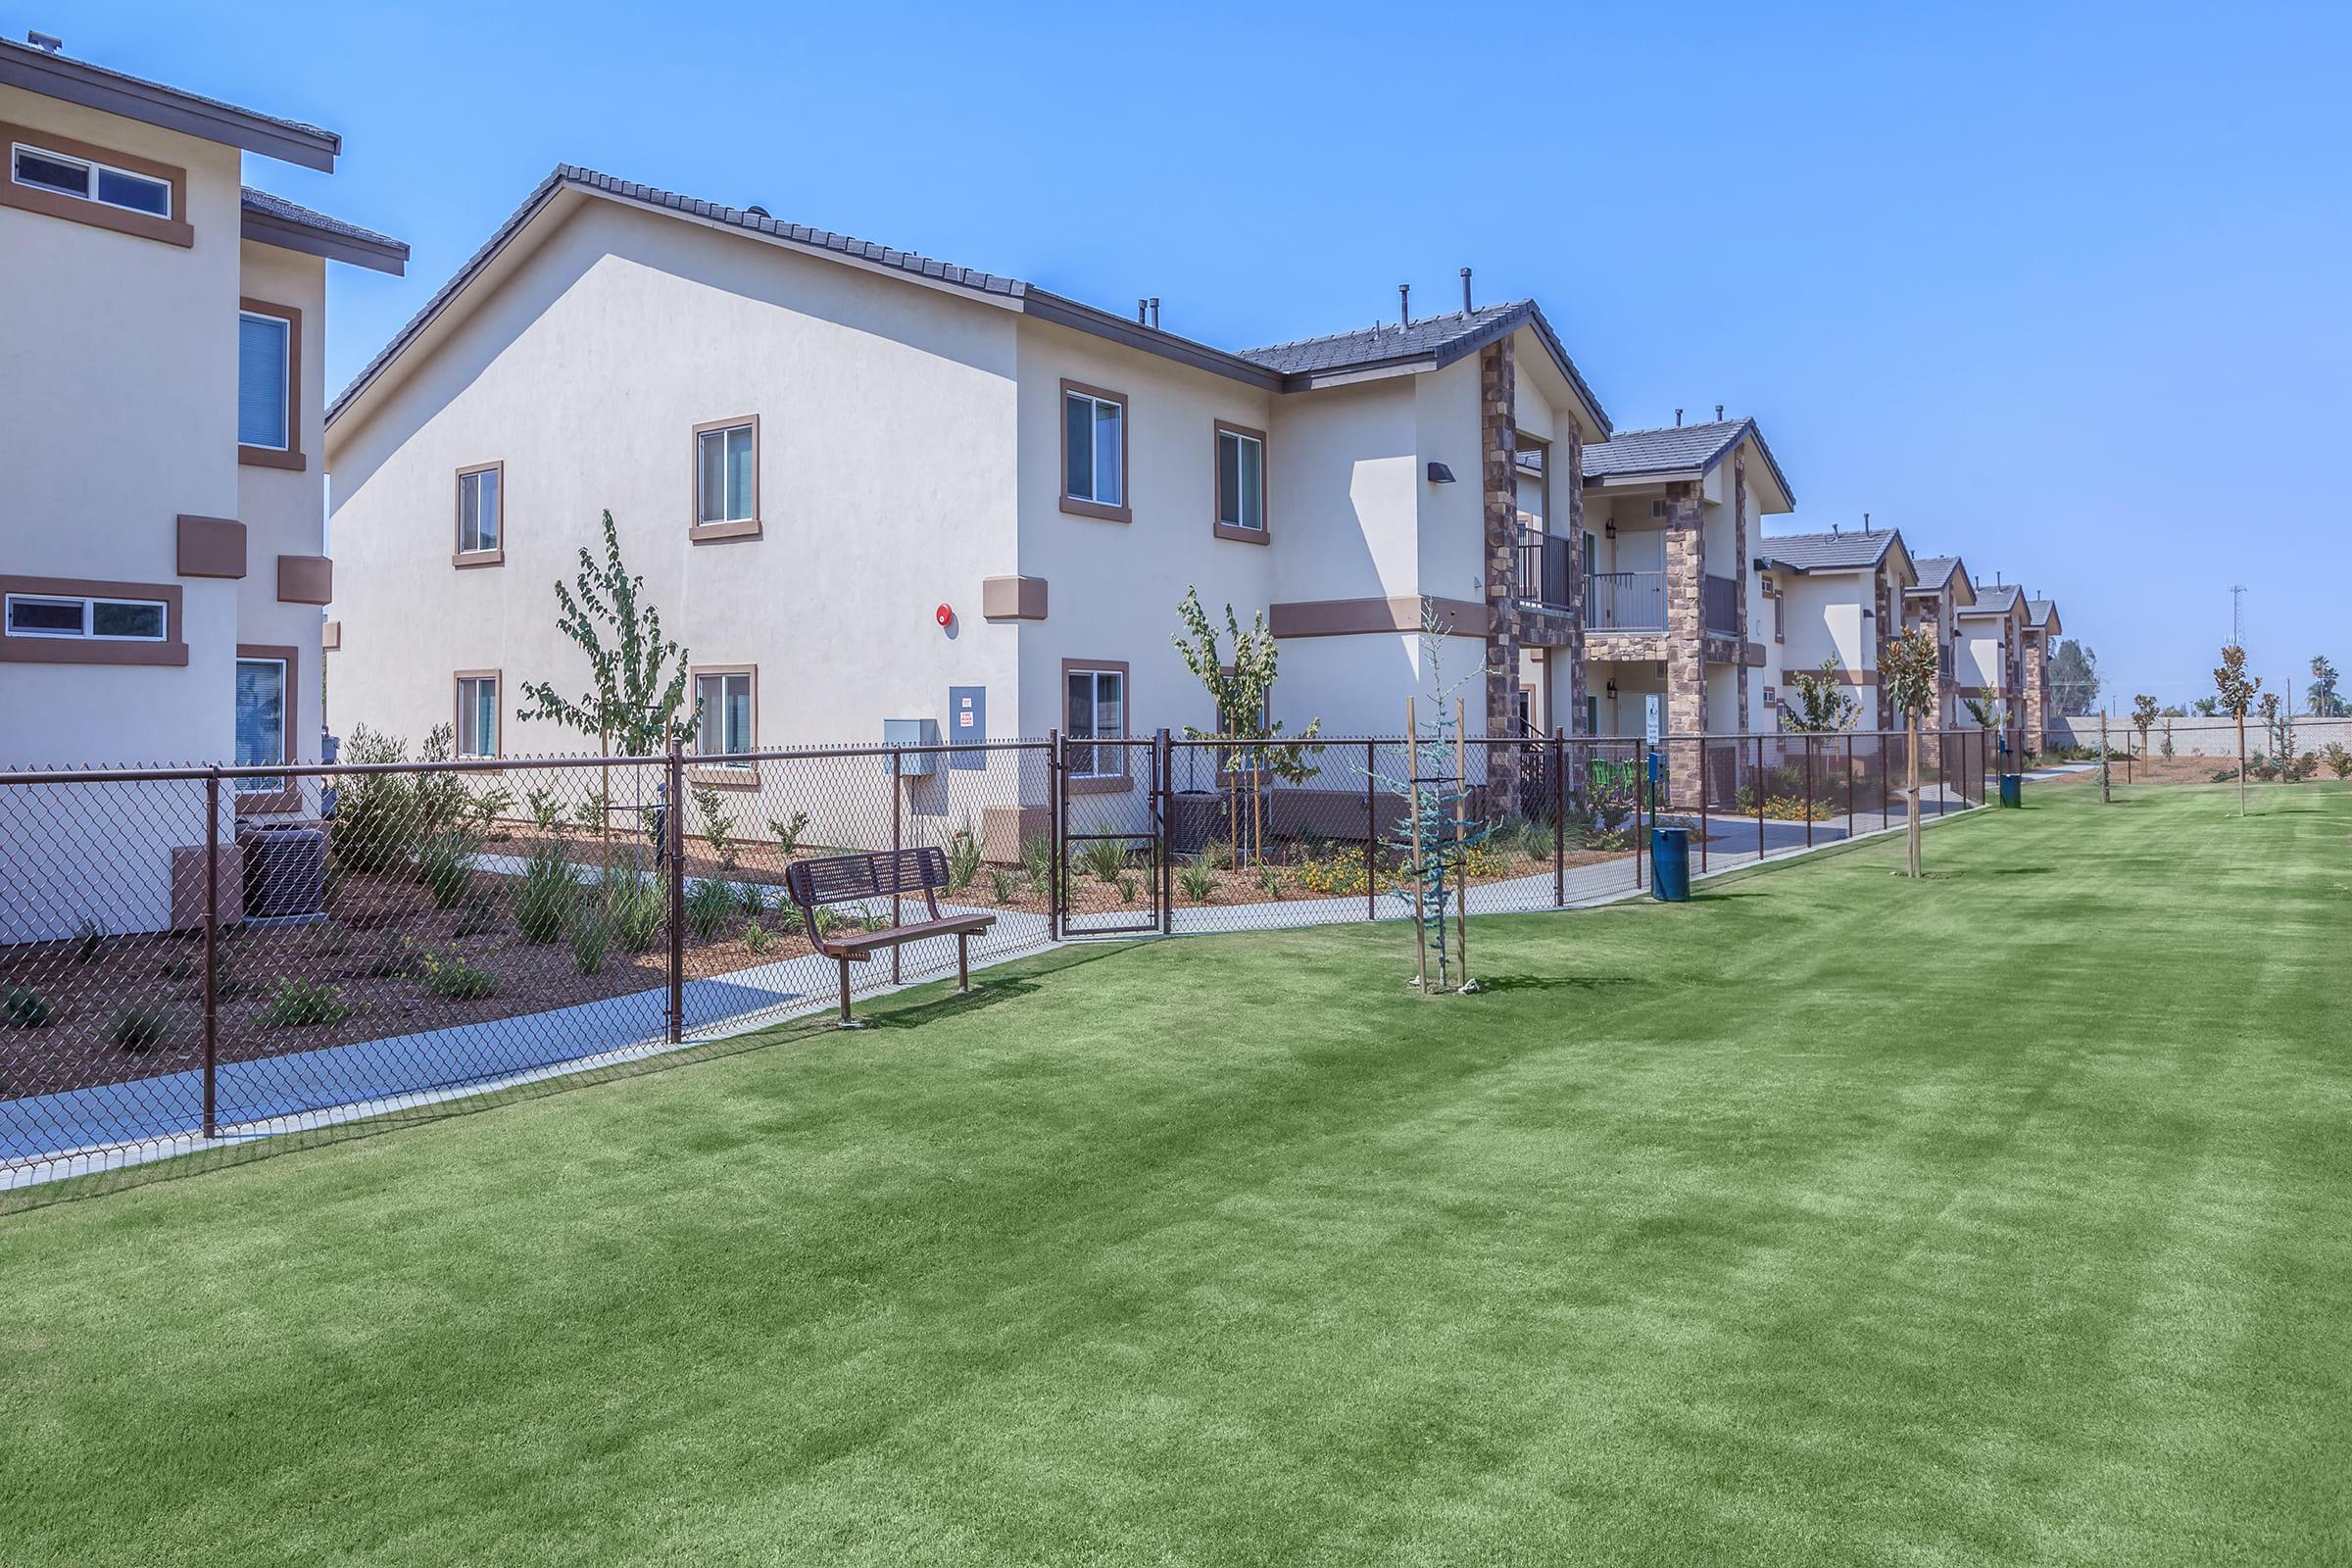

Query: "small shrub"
<box><xmin>1117</xmin><ymin>872</ymin><xmax>1139</xmax><ymax>905</ymax></box>
<box><xmin>1019</xmin><ymin>835</ymin><xmax>1056</xmax><ymax>896</ymax></box>
<box><xmin>1200</xmin><ymin>837</ymin><xmax>1236</xmax><ymax>871</ymax></box>
<box><xmin>1179</xmin><ymin>860</ymin><xmax>1217</xmax><ymax>904</ymax></box>
<box><xmin>111</xmin><ymin>1005</ymin><xmax>172</xmax><ymax>1053</ymax></box>
<box><xmin>686</xmin><ymin>878</ymin><xmax>735</xmax><ymax>940</ymax></box>
<box><xmin>3</xmin><ymin>984</ymin><xmax>55</xmax><ymax>1030</ymax></box>
<box><xmin>264</xmin><ymin>979</ymin><xmax>348</xmax><ymax>1027</ymax></box>
<box><xmin>858</xmin><ymin>908</ymin><xmax>892</xmax><ymax>933</ymax></box>
<box><xmin>2327</xmin><ymin>742</ymin><xmax>2352</xmax><ymax>781</ymax></box>
<box><xmin>693</xmin><ymin>784</ymin><xmax>741</xmax><ymax>872</ymax></box>
<box><xmin>1079</xmin><ymin>838</ymin><xmax>1128</xmax><ymax>885</ymax></box>
<box><xmin>773</xmin><ymin>901</ymin><xmax>806</xmax><ymax>936</ymax></box>
<box><xmin>987</xmin><ymin>867</ymin><xmax>1017</xmax><ymax>905</ymax></box>
<box><xmin>742</xmin><ymin>919</ymin><xmax>772</xmax><ymax>955</ymax></box>
<box><xmin>416</xmin><ymin>829</ymin><xmax>478</xmax><ymax>909</ymax></box>
<box><xmin>512</xmin><ymin>842</ymin><xmax>578</xmax><ymax>945</ymax></box>
<box><xmin>570</xmin><ymin>906</ymin><xmax>610</xmax><ymax>974</ymax></box>
<box><xmin>2211</xmin><ymin>766</ymin><xmax>2239</xmax><ymax>783</ymax></box>
<box><xmin>767</xmin><ymin>810</ymin><xmax>810</xmax><ymax>857</ymax></box>
<box><xmin>945</xmin><ymin>819</ymin><xmax>982</xmax><ymax>894</ymax></box>
<box><xmin>453</xmin><ymin>896</ymin><xmax>503</xmax><ymax>938</ymax></box>
<box><xmin>419</xmin><ymin>951</ymin><xmax>499</xmax><ymax>1000</ymax></box>
<box><xmin>74</xmin><ymin>917</ymin><xmax>108</xmax><ymax>964</ymax></box>
<box><xmin>739</xmin><ymin>881</ymin><xmax>770</xmax><ymax>916</ymax></box>
<box><xmin>605</xmin><ymin>868</ymin><xmax>664</xmax><ymax>953</ymax></box>
<box><xmin>810</xmin><ymin>906</ymin><xmax>845</xmax><ymax>940</ymax></box>
<box><xmin>367</xmin><ymin>933</ymin><xmax>424</xmax><ymax>979</ymax></box>
<box><xmin>1255</xmin><ymin>863</ymin><xmax>1283</xmax><ymax>899</ymax></box>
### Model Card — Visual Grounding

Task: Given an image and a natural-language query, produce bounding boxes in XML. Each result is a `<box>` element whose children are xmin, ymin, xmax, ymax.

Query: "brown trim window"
<box><xmin>455</xmin><ymin>461</ymin><xmax>504</xmax><ymax>566</ymax></box>
<box><xmin>1</xmin><ymin>575</ymin><xmax>187</xmax><ymax>666</ymax></box>
<box><xmin>1062</xmin><ymin>659</ymin><xmax>1131</xmax><ymax>793</ymax></box>
<box><xmin>1213</xmin><ymin>419</ymin><xmax>1267</xmax><ymax>543</ymax></box>
<box><xmin>690</xmin><ymin>664</ymin><xmax>759</xmax><ymax>786</ymax></box>
<box><xmin>692</xmin><ymin>416</ymin><xmax>760</xmax><ymax>542</ymax></box>
<box><xmin>237</xmin><ymin>299</ymin><xmax>304</xmax><ymax>470</ymax></box>
<box><xmin>454</xmin><ymin>670</ymin><xmax>501</xmax><ymax>760</ymax></box>
<box><xmin>234</xmin><ymin>644</ymin><xmax>300</xmax><ymax>813</ymax></box>
<box><xmin>1</xmin><ymin>122</ymin><xmax>191</xmax><ymax>246</ymax></box>
<box><xmin>1059</xmin><ymin>380</ymin><xmax>1130</xmax><ymax>523</ymax></box>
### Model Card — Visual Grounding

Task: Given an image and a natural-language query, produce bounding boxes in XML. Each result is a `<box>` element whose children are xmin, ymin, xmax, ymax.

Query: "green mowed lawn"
<box><xmin>4</xmin><ymin>786</ymin><xmax>2348</xmax><ymax>1565</ymax></box>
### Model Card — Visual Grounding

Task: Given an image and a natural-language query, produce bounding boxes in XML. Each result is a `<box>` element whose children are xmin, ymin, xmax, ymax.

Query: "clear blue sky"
<box><xmin>31</xmin><ymin>0</ymin><xmax>2349</xmax><ymax>710</ymax></box>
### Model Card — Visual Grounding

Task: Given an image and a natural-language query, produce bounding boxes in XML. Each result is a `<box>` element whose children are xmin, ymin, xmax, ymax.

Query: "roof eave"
<box><xmin>0</xmin><ymin>43</ymin><xmax>339</xmax><ymax>170</ymax></box>
<box><xmin>241</xmin><ymin>206</ymin><xmax>407</xmax><ymax>275</ymax></box>
<box><xmin>1024</xmin><ymin>291</ymin><xmax>1280</xmax><ymax>391</ymax></box>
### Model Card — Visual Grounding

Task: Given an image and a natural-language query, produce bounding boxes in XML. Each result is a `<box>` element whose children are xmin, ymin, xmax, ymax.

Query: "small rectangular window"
<box><xmin>238</xmin><ymin>311</ymin><xmax>291</xmax><ymax>450</ymax></box>
<box><xmin>5</xmin><ymin>593</ymin><xmax>168</xmax><ymax>640</ymax></box>
<box><xmin>1215</xmin><ymin>423</ymin><xmax>1265</xmax><ymax>536</ymax></box>
<box><xmin>695</xmin><ymin>671</ymin><xmax>756</xmax><ymax>765</ymax></box>
<box><xmin>12</xmin><ymin>145</ymin><xmax>86</xmax><ymax>197</ymax></box>
<box><xmin>458</xmin><ymin>466</ymin><xmax>501</xmax><ymax>556</ymax></box>
<box><xmin>455</xmin><ymin>674</ymin><xmax>499</xmax><ymax>760</ymax></box>
<box><xmin>696</xmin><ymin>421</ymin><xmax>756</xmax><ymax>524</ymax></box>
<box><xmin>94</xmin><ymin>166</ymin><xmax>171</xmax><ymax>216</ymax></box>
<box><xmin>12</xmin><ymin>141</ymin><xmax>173</xmax><ymax>217</ymax></box>
<box><xmin>1061</xmin><ymin>386</ymin><xmax>1125</xmax><ymax>514</ymax></box>
<box><xmin>235</xmin><ymin>657</ymin><xmax>287</xmax><ymax>793</ymax></box>
<box><xmin>1065</xmin><ymin>665</ymin><xmax>1126</xmax><ymax>779</ymax></box>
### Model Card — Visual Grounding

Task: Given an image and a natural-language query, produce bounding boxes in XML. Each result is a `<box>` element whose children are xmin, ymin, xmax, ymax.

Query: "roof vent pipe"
<box><xmin>27</xmin><ymin>30</ymin><xmax>63</xmax><ymax>52</ymax></box>
<box><xmin>1137</xmin><ymin>299</ymin><xmax>1148</xmax><ymax>324</ymax></box>
<box><xmin>1461</xmin><ymin>268</ymin><xmax>1473</xmax><ymax>313</ymax></box>
<box><xmin>1150</xmin><ymin>298</ymin><xmax>1159</xmax><ymax>329</ymax></box>
<box><xmin>1675</xmin><ymin>408</ymin><xmax>1684</xmax><ymax>426</ymax></box>
<box><xmin>1715</xmin><ymin>404</ymin><xmax>1724</xmax><ymax>421</ymax></box>
<box><xmin>746</xmin><ymin>205</ymin><xmax>769</xmax><ymax>219</ymax></box>
<box><xmin>1864</xmin><ymin>512</ymin><xmax>1872</xmax><ymax>534</ymax></box>
<box><xmin>1398</xmin><ymin>283</ymin><xmax>1410</xmax><ymax>326</ymax></box>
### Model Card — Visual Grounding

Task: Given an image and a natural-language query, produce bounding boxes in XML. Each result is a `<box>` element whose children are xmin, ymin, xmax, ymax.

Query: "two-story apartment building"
<box><xmin>0</xmin><ymin>36</ymin><xmax>405</xmax><ymax>937</ymax></box>
<box><xmin>1954</xmin><ymin>581</ymin><xmax>2028</xmax><ymax>738</ymax></box>
<box><xmin>2022</xmin><ymin>597</ymin><xmax>2062</xmax><ymax>752</ymax></box>
<box><xmin>1747</xmin><ymin>526</ymin><xmax>1917</xmax><ymax>731</ymax></box>
<box><xmin>1902</xmin><ymin>555</ymin><xmax>1976</xmax><ymax>728</ymax></box>
<box><xmin>1574</xmin><ymin>419</ymin><xmax>1791</xmax><ymax>741</ymax></box>
<box><xmin>322</xmin><ymin>168</ymin><xmax>1612</xmax><ymax>840</ymax></box>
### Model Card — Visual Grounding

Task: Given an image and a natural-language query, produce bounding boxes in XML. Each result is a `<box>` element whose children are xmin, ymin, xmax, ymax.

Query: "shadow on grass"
<box><xmin>1473</xmin><ymin>972</ymin><xmax>1646</xmax><ymax>996</ymax></box>
<box><xmin>1986</xmin><ymin>866</ymin><xmax>2058</xmax><ymax>877</ymax></box>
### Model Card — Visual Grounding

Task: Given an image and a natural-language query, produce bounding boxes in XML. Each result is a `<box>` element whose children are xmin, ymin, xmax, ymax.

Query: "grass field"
<box><xmin>4</xmin><ymin>784</ymin><xmax>2348</xmax><ymax>1565</ymax></box>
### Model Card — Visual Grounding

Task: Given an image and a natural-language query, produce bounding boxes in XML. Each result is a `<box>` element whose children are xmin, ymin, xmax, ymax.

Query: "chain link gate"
<box><xmin>1052</xmin><ymin>731</ymin><xmax>1169</xmax><ymax>937</ymax></box>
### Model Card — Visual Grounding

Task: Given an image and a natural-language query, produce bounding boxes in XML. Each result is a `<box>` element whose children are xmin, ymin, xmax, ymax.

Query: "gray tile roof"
<box><xmin>1583</xmin><ymin>417</ymin><xmax>1794</xmax><ymax>507</ymax></box>
<box><xmin>1962</xmin><ymin>583</ymin><xmax>2024</xmax><ymax>614</ymax></box>
<box><xmin>2026</xmin><ymin>597</ymin><xmax>2058</xmax><ymax>626</ymax></box>
<box><xmin>0</xmin><ymin>35</ymin><xmax>339</xmax><ymax>169</ymax></box>
<box><xmin>241</xmin><ymin>187</ymin><xmax>405</xmax><ymax>253</ymax></box>
<box><xmin>1754</xmin><ymin>528</ymin><xmax>1898</xmax><ymax>572</ymax></box>
<box><xmin>1910</xmin><ymin>555</ymin><xmax>1962</xmax><ymax>591</ymax></box>
<box><xmin>332</xmin><ymin>166</ymin><xmax>1615</xmax><ymax>434</ymax></box>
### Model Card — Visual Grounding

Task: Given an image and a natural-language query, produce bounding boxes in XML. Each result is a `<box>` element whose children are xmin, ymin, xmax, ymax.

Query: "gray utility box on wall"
<box><xmin>883</xmin><ymin>717</ymin><xmax>941</xmax><ymax>774</ymax></box>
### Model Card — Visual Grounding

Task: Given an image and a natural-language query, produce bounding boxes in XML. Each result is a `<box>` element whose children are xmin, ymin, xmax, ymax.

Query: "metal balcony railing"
<box><xmin>1702</xmin><ymin>573</ymin><xmax>1740</xmax><ymax>638</ymax></box>
<box><xmin>1515</xmin><ymin>531</ymin><xmax>1573</xmax><ymax>611</ymax></box>
<box><xmin>1590</xmin><ymin>570</ymin><xmax>1666</xmax><ymax>631</ymax></box>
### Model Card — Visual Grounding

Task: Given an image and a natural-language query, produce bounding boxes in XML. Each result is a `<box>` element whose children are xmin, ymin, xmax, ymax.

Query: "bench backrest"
<box><xmin>785</xmin><ymin>847</ymin><xmax>951</xmax><ymax>910</ymax></box>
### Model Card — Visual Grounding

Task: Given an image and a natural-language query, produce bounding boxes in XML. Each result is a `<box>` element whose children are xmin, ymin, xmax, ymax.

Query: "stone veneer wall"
<box><xmin>2023</xmin><ymin>632</ymin><xmax>2048</xmax><ymax>752</ymax></box>
<box><xmin>1562</xmin><ymin>421</ymin><xmax>1589</xmax><ymax>735</ymax></box>
<box><xmin>1480</xmin><ymin>339</ymin><xmax>1521</xmax><ymax>810</ymax></box>
<box><xmin>1661</xmin><ymin>479</ymin><xmax>1706</xmax><ymax>805</ymax></box>
<box><xmin>1873</xmin><ymin>565</ymin><xmax>1896</xmax><ymax>729</ymax></box>
<box><xmin>1732</xmin><ymin>455</ymin><xmax>1750</xmax><ymax>733</ymax></box>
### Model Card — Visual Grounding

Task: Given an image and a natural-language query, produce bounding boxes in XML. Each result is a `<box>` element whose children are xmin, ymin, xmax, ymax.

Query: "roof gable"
<box><xmin>0</xmin><ymin>36</ymin><xmax>339</xmax><ymax>170</ymax></box>
<box><xmin>1754</xmin><ymin>527</ymin><xmax>1898</xmax><ymax>573</ymax></box>
<box><xmin>1583</xmin><ymin>417</ymin><xmax>1794</xmax><ymax>509</ymax></box>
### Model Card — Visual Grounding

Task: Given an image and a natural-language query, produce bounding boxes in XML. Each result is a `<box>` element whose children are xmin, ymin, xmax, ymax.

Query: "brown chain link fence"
<box><xmin>1</xmin><ymin>725</ymin><xmax>1994</xmax><ymax>1200</ymax></box>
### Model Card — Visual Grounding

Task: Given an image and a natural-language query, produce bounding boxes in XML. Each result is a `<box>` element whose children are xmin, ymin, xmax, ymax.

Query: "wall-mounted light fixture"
<box><xmin>1605</xmin><ymin>679</ymin><xmax>1618</xmax><ymax>700</ymax></box>
<box><xmin>1426</xmin><ymin>462</ymin><xmax>1456</xmax><ymax>484</ymax></box>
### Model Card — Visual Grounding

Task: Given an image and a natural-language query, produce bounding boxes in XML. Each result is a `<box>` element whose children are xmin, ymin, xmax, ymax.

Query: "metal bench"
<box><xmin>783</xmin><ymin>847</ymin><xmax>997</xmax><ymax>1027</ymax></box>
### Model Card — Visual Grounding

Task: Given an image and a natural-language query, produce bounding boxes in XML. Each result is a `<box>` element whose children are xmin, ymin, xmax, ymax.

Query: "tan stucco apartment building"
<box><xmin>0</xmin><ymin>36</ymin><xmax>405</xmax><ymax>937</ymax></box>
<box><xmin>324</xmin><ymin>168</ymin><xmax>1614</xmax><ymax>804</ymax></box>
<box><xmin>1747</xmin><ymin>526</ymin><xmax>1918</xmax><ymax>731</ymax></box>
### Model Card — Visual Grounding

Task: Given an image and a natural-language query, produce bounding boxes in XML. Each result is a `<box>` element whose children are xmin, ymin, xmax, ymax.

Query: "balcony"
<box><xmin>1590</xmin><ymin>571</ymin><xmax>1666</xmax><ymax>632</ymax></box>
<box><xmin>1515</xmin><ymin>530</ymin><xmax>1573</xmax><ymax>611</ymax></box>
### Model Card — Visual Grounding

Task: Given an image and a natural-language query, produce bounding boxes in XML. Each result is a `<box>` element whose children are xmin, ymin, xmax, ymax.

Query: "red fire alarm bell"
<box><xmin>935</xmin><ymin>604</ymin><xmax>955</xmax><ymax>628</ymax></box>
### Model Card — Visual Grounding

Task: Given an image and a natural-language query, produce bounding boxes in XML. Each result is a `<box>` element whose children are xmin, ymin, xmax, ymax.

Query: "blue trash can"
<box><xmin>1650</xmin><ymin>825</ymin><xmax>1692</xmax><ymax>902</ymax></box>
<box><xmin>1999</xmin><ymin>773</ymin><xmax>2023</xmax><ymax>808</ymax></box>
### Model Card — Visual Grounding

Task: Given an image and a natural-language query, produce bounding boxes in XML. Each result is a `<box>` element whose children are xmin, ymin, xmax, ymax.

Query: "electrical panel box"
<box><xmin>948</xmin><ymin>686</ymin><xmax>986</xmax><ymax>769</ymax></box>
<box><xmin>883</xmin><ymin>717</ymin><xmax>940</xmax><ymax>775</ymax></box>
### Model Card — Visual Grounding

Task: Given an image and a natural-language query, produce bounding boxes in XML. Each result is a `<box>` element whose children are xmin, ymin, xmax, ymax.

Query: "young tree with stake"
<box><xmin>2212</xmin><ymin>644</ymin><xmax>2261</xmax><ymax>815</ymax></box>
<box><xmin>1881</xmin><ymin>625</ymin><xmax>1940</xmax><ymax>877</ymax></box>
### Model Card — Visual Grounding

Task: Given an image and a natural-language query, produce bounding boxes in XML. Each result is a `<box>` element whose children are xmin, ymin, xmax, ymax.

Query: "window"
<box><xmin>695</xmin><ymin>669</ymin><xmax>756</xmax><ymax>767</ymax></box>
<box><xmin>1064</xmin><ymin>662</ymin><xmax>1128</xmax><ymax>785</ymax></box>
<box><xmin>694</xmin><ymin>417</ymin><xmax>759</xmax><ymax>536</ymax></box>
<box><xmin>11</xmin><ymin>142</ymin><xmax>171</xmax><ymax>217</ymax></box>
<box><xmin>455</xmin><ymin>673</ymin><xmax>499</xmax><ymax>760</ymax></box>
<box><xmin>456</xmin><ymin>463</ymin><xmax>502</xmax><ymax>562</ymax></box>
<box><xmin>1214</xmin><ymin>420</ymin><xmax>1266</xmax><ymax>541</ymax></box>
<box><xmin>4</xmin><ymin>592</ymin><xmax>168</xmax><ymax>641</ymax></box>
<box><xmin>238</xmin><ymin>311</ymin><xmax>290</xmax><ymax>449</ymax></box>
<box><xmin>1582</xmin><ymin>531</ymin><xmax>1597</xmax><ymax>579</ymax></box>
<box><xmin>234</xmin><ymin>656</ymin><xmax>288</xmax><ymax>796</ymax></box>
<box><xmin>1059</xmin><ymin>382</ymin><xmax>1128</xmax><ymax>520</ymax></box>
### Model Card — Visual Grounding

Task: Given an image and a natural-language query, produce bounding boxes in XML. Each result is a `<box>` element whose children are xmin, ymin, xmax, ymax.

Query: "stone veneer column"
<box><xmin>1563</xmin><ymin>421</ymin><xmax>1589</xmax><ymax>735</ymax></box>
<box><xmin>1874</xmin><ymin>566</ymin><xmax>1895</xmax><ymax>730</ymax></box>
<box><xmin>1733</xmin><ymin>455</ymin><xmax>1750</xmax><ymax>734</ymax></box>
<box><xmin>1662</xmin><ymin>479</ymin><xmax>1705</xmax><ymax>806</ymax></box>
<box><xmin>2023</xmin><ymin>633</ymin><xmax>2048</xmax><ymax>753</ymax></box>
<box><xmin>1479</xmin><ymin>339</ymin><xmax>1521</xmax><ymax>812</ymax></box>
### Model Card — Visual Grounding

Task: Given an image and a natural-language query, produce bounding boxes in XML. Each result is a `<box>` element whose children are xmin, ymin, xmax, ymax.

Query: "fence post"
<box><xmin>1698</xmin><ymin>736</ymin><xmax>1710</xmax><ymax>874</ymax></box>
<box><xmin>665</xmin><ymin>732</ymin><xmax>685</xmax><ymax>1045</ymax></box>
<box><xmin>1803</xmin><ymin>735</ymin><xmax>1815</xmax><ymax>850</ymax></box>
<box><xmin>1552</xmin><ymin>728</ymin><xmax>1566</xmax><ymax>907</ymax></box>
<box><xmin>1755</xmin><ymin>735</ymin><xmax>1766</xmax><ymax>860</ymax></box>
<box><xmin>1938</xmin><ymin>729</ymin><xmax>1949</xmax><ymax>821</ymax></box>
<box><xmin>1154</xmin><ymin>728</ymin><xmax>1173</xmax><ymax>935</ymax></box>
<box><xmin>1364</xmin><ymin>738</ymin><xmax>1378</xmax><ymax>921</ymax></box>
<box><xmin>1049</xmin><ymin>729</ymin><xmax>1062</xmax><ymax>942</ymax></box>
<box><xmin>1844</xmin><ymin>733</ymin><xmax>1855</xmax><ymax>829</ymax></box>
<box><xmin>202</xmin><ymin>767</ymin><xmax>220</xmax><ymax>1140</ymax></box>
<box><xmin>891</xmin><ymin>747</ymin><xmax>904</xmax><ymax>984</ymax></box>
<box><xmin>1634</xmin><ymin>744</ymin><xmax>1646</xmax><ymax>893</ymax></box>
